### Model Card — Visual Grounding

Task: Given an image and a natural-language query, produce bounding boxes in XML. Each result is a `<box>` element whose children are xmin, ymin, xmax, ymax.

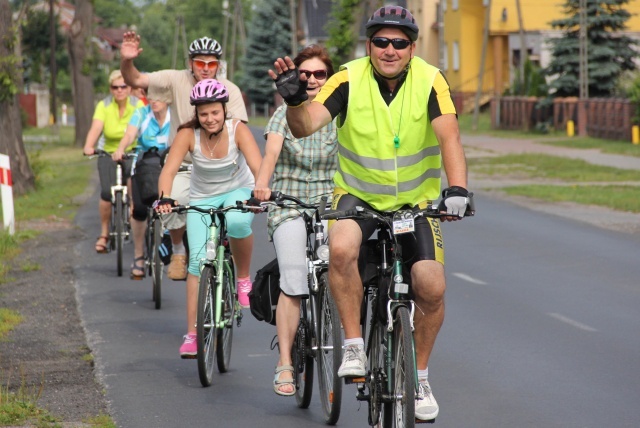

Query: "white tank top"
<box><xmin>190</xmin><ymin>119</ymin><xmax>255</xmax><ymax>200</ymax></box>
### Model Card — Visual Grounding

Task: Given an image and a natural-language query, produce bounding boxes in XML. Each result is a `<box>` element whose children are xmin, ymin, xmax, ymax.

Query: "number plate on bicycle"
<box><xmin>393</xmin><ymin>216</ymin><xmax>415</xmax><ymax>234</ymax></box>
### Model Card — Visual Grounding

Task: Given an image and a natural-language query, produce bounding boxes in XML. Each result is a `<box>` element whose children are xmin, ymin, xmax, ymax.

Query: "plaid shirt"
<box><xmin>264</xmin><ymin>105</ymin><xmax>338</xmax><ymax>238</ymax></box>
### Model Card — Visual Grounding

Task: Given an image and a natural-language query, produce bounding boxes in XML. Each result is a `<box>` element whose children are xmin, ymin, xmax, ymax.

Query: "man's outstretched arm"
<box><xmin>120</xmin><ymin>31</ymin><xmax>150</xmax><ymax>89</ymax></box>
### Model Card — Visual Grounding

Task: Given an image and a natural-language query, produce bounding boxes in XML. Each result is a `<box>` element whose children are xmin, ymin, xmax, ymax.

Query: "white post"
<box><xmin>62</xmin><ymin>103</ymin><xmax>68</xmax><ymax>125</ymax></box>
<box><xmin>0</xmin><ymin>154</ymin><xmax>15</xmax><ymax>235</ymax></box>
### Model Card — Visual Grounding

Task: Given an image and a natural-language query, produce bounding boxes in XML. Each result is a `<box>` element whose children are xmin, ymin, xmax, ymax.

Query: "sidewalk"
<box><xmin>462</xmin><ymin>134</ymin><xmax>640</xmax><ymax>171</ymax></box>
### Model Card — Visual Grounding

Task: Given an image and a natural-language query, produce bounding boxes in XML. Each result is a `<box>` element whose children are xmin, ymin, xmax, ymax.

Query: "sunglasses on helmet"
<box><xmin>298</xmin><ymin>69</ymin><xmax>328</xmax><ymax>80</ymax></box>
<box><xmin>192</xmin><ymin>59</ymin><xmax>219</xmax><ymax>70</ymax></box>
<box><xmin>371</xmin><ymin>37</ymin><xmax>412</xmax><ymax>50</ymax></box>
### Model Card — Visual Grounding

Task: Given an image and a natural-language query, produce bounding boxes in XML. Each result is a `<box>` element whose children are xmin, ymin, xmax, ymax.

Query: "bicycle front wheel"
<box><xmin>197</xmin><ymin>265</ymin><xmax>217</xmax><ymax>387</ymax></box>
<box><xmin>317</xmin><ymin>272</ymin><xmax>342</xmax><ymax>425</ymax></box>
<box><xmin>383</xmin><ymin>305</ymin><xmax>415</xmax><ymax>428</ymax></box>
<box><xmin>293</xmin><ymin>302</ymin><xmax>314</xmax><ymax>408</ymax></box>
<box><xmin>151</xmin><ymin>217</ymin><xmax>163</xmax><ymax>309</ymax></box>
<box><xmin>114</xmin><ymin>192</ymin><xmax>124</xmax><ymax>277</ymax></box>
<box><xmin>216</xmin><ymin>255</ymin><xmax>235</xmax><ymax>373</ymax></box>
<box><xmin>367</xmin><ymin>310</ymin><xmax>386</xmax><ymax>427</ymax></box>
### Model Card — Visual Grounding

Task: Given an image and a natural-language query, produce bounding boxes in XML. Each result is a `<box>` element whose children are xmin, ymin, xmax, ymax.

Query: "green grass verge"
<box><xmin>469</xmin><ymin>154</ymin><xmax>640</xmax><ymax>182</ymax></box>
<box><xmin>0</xmin><ymin>309</ymin><xmax>22</xmax><ymax>340</ymax></box>
<box><xmin>501</xmin><ymin>185</ymin><xmax>640</xmax><ymax>213</ymax></box>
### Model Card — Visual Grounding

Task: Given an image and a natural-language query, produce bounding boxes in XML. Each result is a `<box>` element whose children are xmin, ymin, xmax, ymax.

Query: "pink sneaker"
<box><xmin>237</xmin><ymin>277</ymin><xmax>252</xmax><ymax>308</ymax></box>
<box><xmin>179</xmin><ymin>333</ymin><xmax>197</xmax><ymax>359</ymax></box>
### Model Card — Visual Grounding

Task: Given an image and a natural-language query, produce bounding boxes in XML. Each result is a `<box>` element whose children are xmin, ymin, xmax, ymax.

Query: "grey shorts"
<box><xmin>272</xmin><ymin>217</ymin><xmax>309</xmax><ymax>297</ymax></box>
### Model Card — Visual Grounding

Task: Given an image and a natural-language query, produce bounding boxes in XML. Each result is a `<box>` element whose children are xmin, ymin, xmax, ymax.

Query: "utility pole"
<box><xmin>515</xmin><ymin>0</ymin><xmax>527</xmax><ymax>93</ymax></box>
<box><xmin>49</xmin><ymin>0</ymin><xmax>57</xmax><ymax>127</ymax></box>
<box><xmin>289</xmin><ymin>0</ymin><xmax>297</xmax><ymax>56</ymax></box>
<box><xmin>578</xmin><ymin>0</ymin><xmax>588</xmax><ymax>136</ymax></box>
<box><xmin>472</xmin><ymin>0</ymin><xmax>491</xmax><ymax>131</ymax></box>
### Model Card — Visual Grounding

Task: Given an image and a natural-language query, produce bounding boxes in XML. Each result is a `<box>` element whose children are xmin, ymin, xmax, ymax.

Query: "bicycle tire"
<box><xmin>216</xmin><ymin>255</ymin><xmax>235</xmax><ymax>372</ymax></box>
<box><xmin>367</xmin><ymin>307</ymin><xmax>386</xmax><ymax>427</ymax></box>
<box><xmin>151</xmin><ymin>217</ymin><xmax>163</xmax><ymax>309</ymax></box>
<box><xmin>317</xmin><ymin>272</ymin><xmax>343</xmax><ymax>425</ymax></box>
<box><xmin>197</xmin><ymin>265</ymin><xmax>217</xmax><ymax>387</ymax></box>
<box><xmin>293</xmin><ymin>303</ymin><xmax>314</xmax><ymax>408</ymax></box>
<box><xmin>115</xmin><ymin>192</ymin><xmax>124</xmax><ymax>277</ymax></box>
<box><xmin>382</xmin><ymin>306</ymin><xmax>415</xmax><ymax>428</ymax></box>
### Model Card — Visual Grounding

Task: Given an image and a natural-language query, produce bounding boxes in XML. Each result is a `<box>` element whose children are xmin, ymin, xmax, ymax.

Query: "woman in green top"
<box><xmin>83</xmin><ymin>70</ymin><xmax>145</xmax><ymax>253</ymax></box>
<box><xmin>254</xmin><ymin>45</ymin><xmax>338</xmax><ymax>396</ymax></box>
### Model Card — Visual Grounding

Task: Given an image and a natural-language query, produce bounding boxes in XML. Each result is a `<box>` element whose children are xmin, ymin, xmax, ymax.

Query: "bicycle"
<box><xmin>145</xmin><ymin>165</ymin><xmax>190</xmax><ymax>310</ymax></box>
<box><xmin>322</xmin><ymin>201</ymin><xmax>474</xmax><ymax>427</ymax></box>
<box><xmin>262</xmin><ymin>191</ymin><xmax>343</xmax><ymax>425</ymax></box>
<box><xmin>169</xmin><ymin>202</ymin><xmax>247</xmax><ymax>387</ymax></box>
<box><xmin>92</xmin><ymin>150</ymin><xmax>135</xmax><ymax>276</ymax></box>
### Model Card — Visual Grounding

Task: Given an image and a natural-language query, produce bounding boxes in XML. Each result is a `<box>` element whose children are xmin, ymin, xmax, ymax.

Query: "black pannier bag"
<box><xmin>248</xmin><ymin>258</ymin><xmax>281</xmax><ymax>325</ymax></box>
<box><xmin>133</xmin><ymin>150</ymin><xmax>162</xmax><ymax>205</ymax></box>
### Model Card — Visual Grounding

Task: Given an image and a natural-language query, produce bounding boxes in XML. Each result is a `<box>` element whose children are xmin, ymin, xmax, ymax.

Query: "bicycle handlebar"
<box><xmin>86</xmin><ymin>149</ymin><xmax>136</xmax><ymax>161</ymax></box>
<box><xmin>168</xmin><ymin>201</ymin><xmax>254</xmax><ymax>215</ymax></box>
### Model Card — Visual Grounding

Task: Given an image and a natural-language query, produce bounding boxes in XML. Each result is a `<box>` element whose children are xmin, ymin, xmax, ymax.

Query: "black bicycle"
<box><xmin>144</xmin><ymin>208</ymin><xmax>164</xmax><ymax>309</ymax></box>
<box><xmin>263</xmin><ymin>191</ymin><xmax>343</xmax><ymax>424</ymax></box>
<box><xmin>92</xmin><ymin>150</ymin><xmax>134</xmax><ymax>276</ymax></box>
<box><xmin>322</xmin><ymin>200</ymin><xmax>474</xmax><ymax>427</ymax></box>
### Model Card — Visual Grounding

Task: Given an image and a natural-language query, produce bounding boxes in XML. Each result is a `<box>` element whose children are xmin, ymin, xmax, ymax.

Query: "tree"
<box><xmin>68</xmin><ymin>0</ymin><xmax>95</xmax><ymax>147</ymax></box>
<box><xmin>0</xmin><ymin>0</ymin><xmax>35</xmax><ymax>196</ymax></box>
<box><xmin>21</xmin><ymin>9</ymin><xmax>67</xmax><ymax>86</ymax></box>
<box><xmin>545</xmin><ymin>0</ymin><xmax>638</xmax><ymax>98</ymax></box>
<box><xmin>240</xmin><ymin>0</ymin><xmax>292</xmax><ymax>109</ymax></box>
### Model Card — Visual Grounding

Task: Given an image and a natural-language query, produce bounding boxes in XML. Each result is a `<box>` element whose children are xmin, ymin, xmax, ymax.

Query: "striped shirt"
<box><xmin>263</xmin><ymin>105</ymin><xmax>338</xmax><ymax>238</ymax></box>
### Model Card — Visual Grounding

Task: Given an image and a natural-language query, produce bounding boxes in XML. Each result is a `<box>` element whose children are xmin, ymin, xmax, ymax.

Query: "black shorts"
<box><xmin>331</xmin><ymin>190</ymin><xmax>445</xmax><ymax>269</ymax></box>
<box><xmin>97</xmin><ymin>156</ymin><xmax>133</xmax><ymax>202</ymax></box>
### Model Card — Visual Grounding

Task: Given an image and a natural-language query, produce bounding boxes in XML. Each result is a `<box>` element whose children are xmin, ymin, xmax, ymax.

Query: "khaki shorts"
<box><xmin>162</xmin><ymin>169</ymin><xmax>190</xmax><ymax>230</ymax></box>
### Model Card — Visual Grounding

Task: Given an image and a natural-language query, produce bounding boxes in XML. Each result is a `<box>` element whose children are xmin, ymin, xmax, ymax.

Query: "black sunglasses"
<box><xmin>371</xmin><ymin>37</ymin><xmax>412</xmax><ymax>50</ymax></box>
<box><xmin>110</xmin><ymin>85</ymin><xmax>128</xmax><ymax>90</ymax></box>
<box><xmin>299</xmin><ymin>69</ymin><xmax>328</xmax><ymax>80</ymax></box>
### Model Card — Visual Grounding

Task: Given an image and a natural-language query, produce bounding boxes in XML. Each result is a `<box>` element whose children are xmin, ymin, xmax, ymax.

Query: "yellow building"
<box><xmin>440</xmin><ymin>0</ymin><xmax>640</xmax><ymax>107</ymax></box>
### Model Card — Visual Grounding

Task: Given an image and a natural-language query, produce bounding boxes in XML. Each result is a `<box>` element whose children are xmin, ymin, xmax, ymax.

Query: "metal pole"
<box><xmin>473</xmin><ymin>0</ymin><xmax>491</xmax><ymax>131</ymax></box>
<box><xmin>49</xmin><ymin>0</ymin><xmax>57</xmax><ymax>125</ymax></box>
<box><xmin>578</xmin><ymin>0</ymin><xmax>588</xmax><ymax>136</ymax></box>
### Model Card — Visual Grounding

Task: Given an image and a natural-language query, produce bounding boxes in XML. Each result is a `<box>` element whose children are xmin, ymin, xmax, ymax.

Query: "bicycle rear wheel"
<box><xmin>293</xmin><ymin>302</ymin><xmax>314</xmax><ymax>408</ymax></box>
<box><xmin>317</xmin><ymin>272</ymin><xmax>342</xmax><ymax>425</ymax></box>
<box><xmin>197</xmin><ymin>265</ymin><xmax>217</xmax><ymax>387</ymax></box>
<box><xmin>367</xmin><ymin>311</ymin><xmax>386</xmax><ymax>427</ymax></box>
<box><xmin>382</xmin><ymin>306</ymin><xmax>415</xmax><ymax>428</ymax></box>
<box><xmin>216</xmin><ymin>255</ymin><xmax>235</xmax><ymax>373</ymax></box>
<box><xmin>115</xmin><ymin>192</ymin><xmax>124</xmax><ymax>277</ymax></box>
<box><xmin>151</xmin><ymin>217</ymin><xmax>163</xmax><ymax>309</ymax></box>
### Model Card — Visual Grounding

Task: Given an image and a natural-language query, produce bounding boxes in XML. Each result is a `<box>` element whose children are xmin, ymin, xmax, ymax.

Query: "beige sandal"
<box><xmin>273</xmin><ymin>365</ymin><xmax>295</xmax><ymax>396</ymax></box>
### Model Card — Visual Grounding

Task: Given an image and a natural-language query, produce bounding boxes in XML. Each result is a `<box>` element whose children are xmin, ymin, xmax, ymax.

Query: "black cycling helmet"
<box><xmin>365</xmin><ymin>6</ymin><xmax>419</xmax><ymax>41</ymax></box>
<box><xmin>189</xmin><ymin>37</ymin><xmax>223</xmax><ymax>58</ymax></box>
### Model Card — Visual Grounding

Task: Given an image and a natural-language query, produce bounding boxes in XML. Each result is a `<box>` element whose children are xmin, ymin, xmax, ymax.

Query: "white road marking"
<box><xmin>548</xmin><ymin>313</ymin><xmax>598</xmax><ymax>332</ymax></box>
<box><xmin>452</xmin><ymin>272</ymin><xmax>487</xmax><ymax>285</ymax></box>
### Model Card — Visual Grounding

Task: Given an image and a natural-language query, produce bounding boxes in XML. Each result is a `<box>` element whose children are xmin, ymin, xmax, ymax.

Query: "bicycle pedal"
<box><xmin>344</xmin><ymin>376</ymin><xmax>366</xmax><ymax>384</ymax></box>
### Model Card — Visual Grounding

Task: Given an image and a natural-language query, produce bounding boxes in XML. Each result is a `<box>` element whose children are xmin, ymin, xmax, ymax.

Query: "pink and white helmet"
<box><xmin>190</xmin><ymin>79</ymin><xmax>229</xmax><ymax>105</ymax></box>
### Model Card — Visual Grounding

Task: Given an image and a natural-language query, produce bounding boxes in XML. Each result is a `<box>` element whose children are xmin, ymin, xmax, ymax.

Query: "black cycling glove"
<box><xmin>274</xmin><ymin>68</ymin><xmax>308</xmax><ymax>106</ymax></box>
<box><xmin>153</xmin><ymin>197</ymin><xmax>176</xmax><ymax>210</ymax></box>
<box><xmin>437</xmin><ymin>186</ymin><xmax>473</xmax><ymax>218</ymax></box>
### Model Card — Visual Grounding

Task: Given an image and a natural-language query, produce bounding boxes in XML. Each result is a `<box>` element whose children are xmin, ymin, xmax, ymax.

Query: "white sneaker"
<box><xmin>415</xmin><ymin>379</ymin><xmax>439</xmax><ymax>421</ymax></box>
<box><xmin>337</xmin><ymin>345</ymin><xmax>367</xmax><ymax>377</ymax></box>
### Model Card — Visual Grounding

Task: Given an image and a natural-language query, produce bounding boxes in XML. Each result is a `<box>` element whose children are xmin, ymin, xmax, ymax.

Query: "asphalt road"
<box><xmin>74</xmin><ymin>127</ymin><xmax>640</xmax><ymax>427</ymax></box>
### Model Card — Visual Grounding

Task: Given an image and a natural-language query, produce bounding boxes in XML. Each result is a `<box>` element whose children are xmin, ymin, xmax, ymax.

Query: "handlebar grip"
<box><xmin>322</xmin><ymin>208</ymin><xmax>360</xmax><ymax>220</ymax></box>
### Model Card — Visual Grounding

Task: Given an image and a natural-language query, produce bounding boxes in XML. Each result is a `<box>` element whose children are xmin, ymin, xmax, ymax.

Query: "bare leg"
<box><xmin>411</xmin><ymin>260</ymin><xmax>446</xmax><ymax>370</ymax></box>
<box><xmin>186</xmin><ymin>273</ymin><xmax>199</xmax><ymax>334</ymax></box>
<box><xmin>131</xmin><ymin>217</ymin><xmax>146</xmax><ymax>259</ymax></box>
<box><xmin>275</xmin><ymin>294</ymin><xmax>301</xmax><ymax>394</ymax></box>
<box><xmin>169</xmin><ymin>226</ymin><xmax>186</xmax><ymax>249</ymax></box>
<box><xmin>229</xmin><ymin>235</ymin><xmax>253</xmax><ymax>278</ymax></box>
<box><xmin>328</xmin><ymin>220</ymin><xmax>363</xmax><ymax>340</ymax></box>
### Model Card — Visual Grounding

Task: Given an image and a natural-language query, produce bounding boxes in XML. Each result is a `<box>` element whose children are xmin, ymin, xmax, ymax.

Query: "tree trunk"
<box><xmin>0</xmin><ymin>0</ymin><xmax>35</xmax><ymax>196</ymax></box>
<box><xmin>68</xmin><ymin>0</ymin><xmax>94</xmax><ymax>147</ymax></box>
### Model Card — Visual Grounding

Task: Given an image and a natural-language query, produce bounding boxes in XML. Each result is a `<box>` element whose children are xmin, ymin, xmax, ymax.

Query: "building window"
<box><xmin>453</xmin><ymin>41</ymin><xmax>460</xmax><ymax>71</ymax></box>
<box><xmin>452</xmin><ymin>0</ymin><xmax>458</xmax><ymax>11</ymax></box>
<box><xmin>442</xmin><ymin>0</ymin><xmax>447</xmax><ymax>12</ymax></box>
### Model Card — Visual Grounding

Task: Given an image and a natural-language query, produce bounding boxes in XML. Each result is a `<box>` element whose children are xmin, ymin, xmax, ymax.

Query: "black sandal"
<box><xmin>130</xmin><ymin>256</ymin><xmax>146</xmax><ymax>280</ymax></box>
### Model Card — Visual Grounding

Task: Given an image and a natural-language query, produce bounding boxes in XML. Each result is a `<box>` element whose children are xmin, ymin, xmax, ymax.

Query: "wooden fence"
<box><xmin>490</xmin><ymin>96</ymin><xmax>636</xmax><ymax>141</ymax></box>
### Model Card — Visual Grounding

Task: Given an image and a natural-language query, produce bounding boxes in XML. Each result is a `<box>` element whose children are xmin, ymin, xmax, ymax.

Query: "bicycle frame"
<box><xmin>200</xmin><ymin>212</ymin><xmax>236</xmax><ymax>331</ymax></box>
